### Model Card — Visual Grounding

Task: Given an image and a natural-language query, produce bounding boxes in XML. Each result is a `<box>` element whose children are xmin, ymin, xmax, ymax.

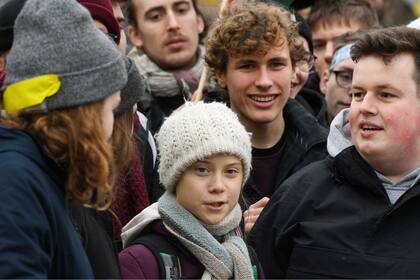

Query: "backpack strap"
<box><xmin>128</xmin><ymin>233</ymin><xmax>183</xmax><ymax>279</ymax></box>
<box><xmin>247</xmin><ymin>245</ymin><xmax>260</xmax><ymax>279</ymax></box>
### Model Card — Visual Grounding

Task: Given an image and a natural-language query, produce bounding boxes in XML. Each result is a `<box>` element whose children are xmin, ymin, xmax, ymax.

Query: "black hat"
<box><xmin>0</xmin><ymin>0</ymin><xmax>27</xmax><ymax>53</ymax></box>
<box><xmin>294</xmin><ymin>12</ymin><xmax>313</xmax><ymax>53</ymax></box>
<box><xmin>270</xmin><ymin>0</ymin><xmax>315</xmax><ymax>9</ymax></box>
<box><xmin>291</xmin><ymin>0</ymin><xmax>315</xmax><ymax>10</ymax></box>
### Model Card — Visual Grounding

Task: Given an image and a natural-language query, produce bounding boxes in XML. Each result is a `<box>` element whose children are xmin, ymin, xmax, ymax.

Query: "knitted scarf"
<box><xmin>158</xmin><ymin>192</ymin><xmax>255</xmax><ymax>280</ymax></box>
<box><xmin>128</xmin><ymin>46</ymin><xmax>204</xmax><ymax>101</ymax></box>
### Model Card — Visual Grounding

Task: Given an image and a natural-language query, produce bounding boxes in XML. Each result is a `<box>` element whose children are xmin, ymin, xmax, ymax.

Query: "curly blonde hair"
<box><xmin>1</xmin><ymin>101</ymin><xmax>115</xmax><ymax>210</ymax></box>
<box><xmin>205</xmin><ymin>2</ymin><xmax>306</xmax><ymax>73</ymax></box>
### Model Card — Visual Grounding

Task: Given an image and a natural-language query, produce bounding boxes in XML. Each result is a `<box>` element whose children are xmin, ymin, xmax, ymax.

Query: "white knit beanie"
<box><xmin>156</xmin><ymin>102</ymin><xmax>252</xmax><ymax>193</ymax></box>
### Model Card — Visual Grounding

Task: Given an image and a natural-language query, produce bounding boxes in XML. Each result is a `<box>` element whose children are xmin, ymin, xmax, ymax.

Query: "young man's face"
<box><xmin>312</xmin><ymin>21</ymin><xmax>360</xmax><ymax>78</ymax></box>
<box><xmin>350</xmin><ymin>54</ymin><xmax>420</xmax><ymax>178</ymax></box>
<box><xmin>216</xmin><ymin>43</ymin><xmax>293</xmax><ymax>129</ymax></box>
<box><xmin>324</xmin><ymin>58</ymin><xmax>355</xmax><ymax>121</ymax></box>
<box><xmin>128</xmin><ymin>0</ymin><xmax>204</xmax><ymax>70</ymax></box>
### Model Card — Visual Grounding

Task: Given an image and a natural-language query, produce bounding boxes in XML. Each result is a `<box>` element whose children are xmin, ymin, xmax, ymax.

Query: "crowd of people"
<box><xmin>0</xmin><ymin>0</ymin><xmax>419</xmax><ymax>278</ymax></box>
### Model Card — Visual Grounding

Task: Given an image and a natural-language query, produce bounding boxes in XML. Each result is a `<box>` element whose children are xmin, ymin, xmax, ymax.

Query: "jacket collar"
<box><xmin>0</xmin><ymin>125</ymin><xmax>66</xmax><ymax>189</ymax></box>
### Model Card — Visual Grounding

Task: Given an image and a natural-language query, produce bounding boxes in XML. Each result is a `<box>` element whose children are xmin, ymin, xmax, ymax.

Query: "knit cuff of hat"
<box><xmin>160</xmin><ymin>139</ymin><xmax>251</xmax><ymax>193</ymax></box>
<box><xmin>43</xmin><ymin>54</ymin><xmax>126</xmax><ymax>111</ymax></box>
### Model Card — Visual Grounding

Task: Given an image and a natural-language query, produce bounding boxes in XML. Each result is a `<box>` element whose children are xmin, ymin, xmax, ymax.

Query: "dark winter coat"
<box><xmin>242</xmin><ymin>99</ymin><xmax>328</xmax><ymax>207</ymax></box>
<box><xmin>249</xmin><ymin>146</ymin><xmax>420</xmax><ymax>278</ymax></box>
<box><xmin>69</xmin><ymin>201</ymin><xmax>121</xmax><ymax>278</ymax></box>
<box><xmin>0</xmin><ymin>125</ymin><xmax>93</xmax><ymax>278</ymax></box>
<box><xmin>295</xmin><ymin>87</ymin><xmax>328</xmax><ymax>127</ymax></box>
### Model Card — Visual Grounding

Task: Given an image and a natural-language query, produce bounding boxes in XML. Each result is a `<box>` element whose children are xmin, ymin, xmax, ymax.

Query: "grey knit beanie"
<box><xmin>156</xmin><ymin>102</ymin><xmax>252</xmax><ymax>193</ymax></box>
<box><xmin>114</xmin><ymin>57</ymin><xmax>144</xmax><ymax>116</ymax></box>
<box><xmin>2</xmin><ymin>0</ymin><xmax>127</xmax><ymax>113</ymax></box>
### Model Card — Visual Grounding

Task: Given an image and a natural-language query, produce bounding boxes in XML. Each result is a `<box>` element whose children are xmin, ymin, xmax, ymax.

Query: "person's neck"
<box><xmin>367</xmin><ymin>156</ymin><xmax>420</xmax><ymax>184</ymax></box>
<box><xmin>242</xmin><ymin>116</ymin><xmax>285</xmax><ymax>149</ymax></box>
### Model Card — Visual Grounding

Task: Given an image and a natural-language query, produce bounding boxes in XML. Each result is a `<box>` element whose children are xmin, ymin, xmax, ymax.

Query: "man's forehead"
<box><xmin>135</xmin><ymin>0</ymin><xmax>193</xmax><ymax>13</ymax></box>
<box><xmin>334</xmin><ymin>58</ymin><xmax>355</xmax><ymax>71</ymax></box>
<box><xmin>312</xmin><ymin>20</ymin><xmax>360</xmax><ymax>40</ymax></box>
<box><xmin>230</xmin><ymin>43</ymin><xmax>291</xmax><ymax>62</ymax></box>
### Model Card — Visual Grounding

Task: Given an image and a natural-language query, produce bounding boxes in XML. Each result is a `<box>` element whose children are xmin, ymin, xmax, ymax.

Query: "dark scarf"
<box><xmin>112</xmin><ymin>117</ymin><xmax>149</xmax><ymax>238</ymax></box>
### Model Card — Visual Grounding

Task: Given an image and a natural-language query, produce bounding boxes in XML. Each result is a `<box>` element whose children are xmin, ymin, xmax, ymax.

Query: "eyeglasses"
<box><xmin>295</xmin><ymin>52</ymin><xmax>316</xmax><ymax>73</ymax></box>
<box><xmin>332</xmin><ymin>70</ymin><xmax>353</xmax><ymax>89</ymax></box>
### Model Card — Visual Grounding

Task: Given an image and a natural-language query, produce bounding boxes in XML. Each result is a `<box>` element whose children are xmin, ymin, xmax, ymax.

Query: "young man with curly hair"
<box><xmin>205</xmin><ymin>2</ymin><xmax>328</xmax><ymax>235</ymax></box>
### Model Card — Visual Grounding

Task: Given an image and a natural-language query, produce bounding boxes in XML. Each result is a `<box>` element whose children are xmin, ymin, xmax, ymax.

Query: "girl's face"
<box><xmin>102</xmin><ymin>91</ymin><xmax>121</xmax><ymax>140</ymax></box>
<box><xmin>175</xmin><ymin>154</ymin><xmax>243</xmax><ymax>225</ymax></box>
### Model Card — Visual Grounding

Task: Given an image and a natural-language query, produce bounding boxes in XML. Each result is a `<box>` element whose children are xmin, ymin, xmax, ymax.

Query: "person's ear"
<box><xmin>127</xmin><ymin>25</ymin><xmax>143</xmax><ymax>48</ymax></box>
<box><xmin>197</xmin><ymin>15</ymin><xmax>205</xmax><ymax>34</ymax></box>
<box><xmin>215</xmin><ymin>68</ymin><xmax>227</xmax><ymax>88</ymax></box>
<box><xmin>319</xmin><ymin>69</ymin><xmax>329</xmax><ymax>95</ymax></box>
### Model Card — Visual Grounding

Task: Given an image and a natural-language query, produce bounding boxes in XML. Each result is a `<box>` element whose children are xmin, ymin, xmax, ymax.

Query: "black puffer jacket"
<box><xmin>242</xmin><ymin>99</ymin><xmax>328</xmax><ymax>207</ymax></box>
<box><xmin>249</xmin><ymin>146</ymin><xmax>420</xmax><ymax>278</ymax></box>
<box><xmin>295</xmin><ymin>87</ymin><xmax>328</xmax><ymax>127</ymax></box>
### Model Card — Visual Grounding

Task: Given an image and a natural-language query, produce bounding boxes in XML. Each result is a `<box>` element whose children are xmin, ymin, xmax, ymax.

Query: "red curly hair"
<box><xmin>1</xmin><ymin>101</ymin><xmax>115</xmax><ymax>210</ymax></box>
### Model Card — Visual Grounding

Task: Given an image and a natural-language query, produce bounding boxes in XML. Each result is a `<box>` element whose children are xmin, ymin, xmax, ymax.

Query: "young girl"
<box><xmin>119</xmin><ymin>102</ymin><xmax>261</xmax><ymax>279</ymax></box>
<box><xmin>0</xmin><ymin>0</ymin><xmax>127</xmax><ymax>277</ymax></box>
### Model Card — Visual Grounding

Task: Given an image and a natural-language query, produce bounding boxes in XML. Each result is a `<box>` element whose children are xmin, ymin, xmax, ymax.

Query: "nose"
<box><xmin>324</xmin><ymin>41</ymin><xmax>334</xmax><ymax>65</ymax></box>
<box><xmin>167</xmin><ymin>11</ymin><xmax>180</xmax><ymax>30</ymax></box>
<box><xmin>255</xmin><ymin>66</ymin><xmax>273</xmax><ymax>90</ymax></box>
<box><xmin>208</xmin><ymin>174</ymin><xmax>225</xmax><ymax>194</ymax></box>
<box><xmin>358</xmin><ymin>92</ymin><xmax>378</xmax><ymax>115</ymax></box>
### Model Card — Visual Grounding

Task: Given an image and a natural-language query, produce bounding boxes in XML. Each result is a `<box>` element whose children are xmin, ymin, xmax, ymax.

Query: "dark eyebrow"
<box><xmin>351</xmin><ymin>85</ymin><xmax>365</xmax><ymax>91</ymax></box>
<box><xmin>269</xmin><ymin>56</ymin><xmax>289</xmax><ymax>63</ymax></box>
<box><xmin>334</xmin><ymin>67</ymin><xmax>353</xmax><ymax>72</ymax></box>
<box><xmin>144</xmin><ymin>6</ymin><xmax>165</xmax><ymax>18</ymax></box>
<box><xmin>352</xmin><ymin>84</ymin><xmax>400</xmax><ymax>92</ymax></box>
<box><xmin>144</xmin><ymin>1</ymin><xmax>190</xmax><ymax>18</ymax></box>
<box><xmin>375</xmin><ymin>84</ymin><xmax>399</xmax><ymax>91</ymax></box>
<box><xmin>235</xmin><ymin>59</ymin><xmax>256</xmax><ymax>65</ymax></box>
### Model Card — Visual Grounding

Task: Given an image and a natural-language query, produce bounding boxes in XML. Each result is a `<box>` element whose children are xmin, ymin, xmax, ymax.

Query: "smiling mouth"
<box><xmin>360</xmin><ymin>124</ymin><xmax>382</xmax><ymax>131</ymax></box>
<box><xmin>249</xmin><ymin>95</ymin><xmax>276</xmax><ymax>102</ymax></box>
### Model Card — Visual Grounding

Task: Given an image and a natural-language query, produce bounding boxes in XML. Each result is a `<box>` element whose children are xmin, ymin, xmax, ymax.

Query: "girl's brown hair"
<box><xmin>1</xmin><ymin>101</ymin><xmax>115</xmax><ymax>210</ymax></box>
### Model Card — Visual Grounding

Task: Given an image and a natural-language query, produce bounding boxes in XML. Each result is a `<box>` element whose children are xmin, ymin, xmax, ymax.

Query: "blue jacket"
<box><xmin>0</xmin><ymin>125</ymin><xmax>93</xmax><ymax>278</ymax></box>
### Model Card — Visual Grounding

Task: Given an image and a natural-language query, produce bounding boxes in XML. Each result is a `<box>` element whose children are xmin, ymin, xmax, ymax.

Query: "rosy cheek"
<box><xmin>386</xmin><ymin>107</ymin><xmax>419</xmax><ymax>147</ymax></box>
